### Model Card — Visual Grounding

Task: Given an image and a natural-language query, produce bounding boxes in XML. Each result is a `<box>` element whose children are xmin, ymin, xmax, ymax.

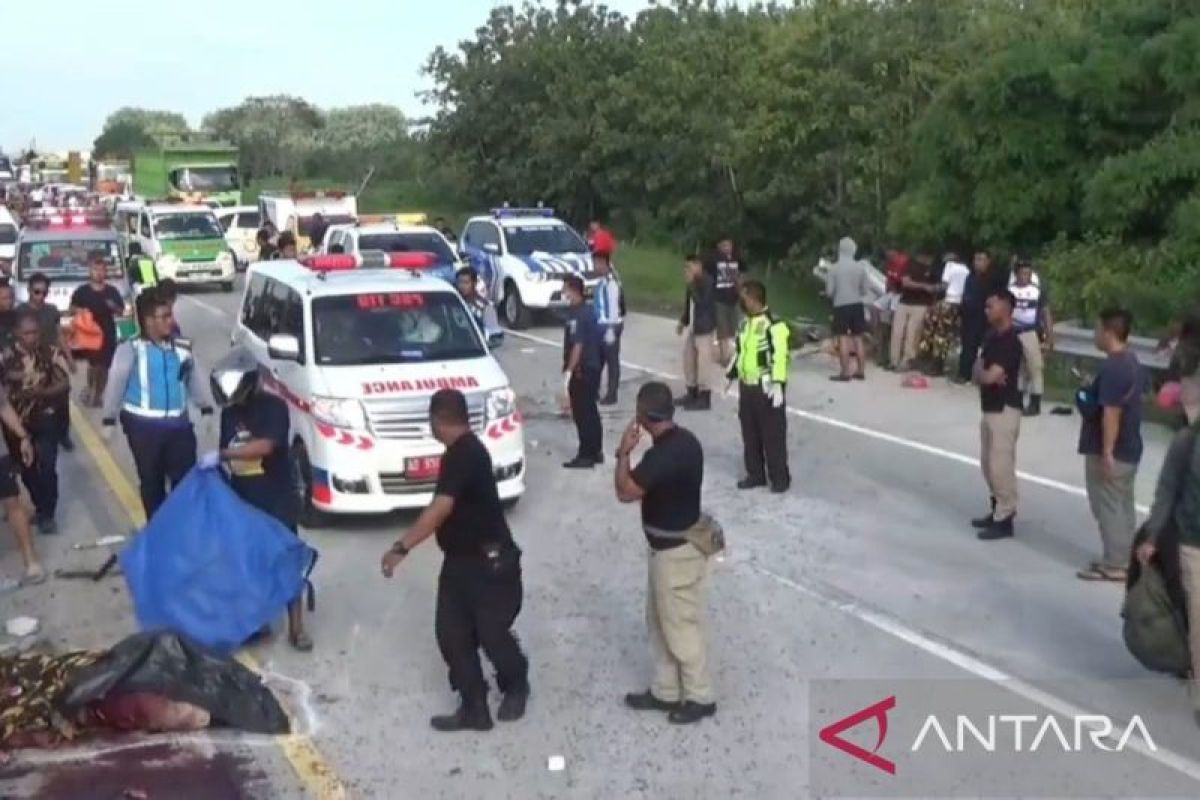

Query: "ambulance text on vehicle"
<box><xmin>258</xmin><ymin>190</ymin><xmax>358</xmax><ymax>253</ymax></box>
<box><xmin>127</xmin><ymin>202</ymin><xmax>236</xmax><ymax>291</ymax></box>
<box><xmin>459</xmin><ymin>207</ymin><xmax>598</xmax><ymax>329</ymax></box>
<box><xmin>232</xmin><ymin>251</ymin><xmax>524</xmax><ymax>522</ymax></box>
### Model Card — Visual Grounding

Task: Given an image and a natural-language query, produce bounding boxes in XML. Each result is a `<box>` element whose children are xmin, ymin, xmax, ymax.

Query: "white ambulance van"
<box><xmin>232</xmin><ymin>251</ymin><xmax>524</xmax><ymax>525</ymax></box>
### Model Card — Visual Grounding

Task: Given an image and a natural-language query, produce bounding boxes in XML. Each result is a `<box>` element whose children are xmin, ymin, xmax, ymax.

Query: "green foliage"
<box><xmin>92</xmin><ymin>107</ymin><xmax>188</xmax><ymax>157</ymax></box>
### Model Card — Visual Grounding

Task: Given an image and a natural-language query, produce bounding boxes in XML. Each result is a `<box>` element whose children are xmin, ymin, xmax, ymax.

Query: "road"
<box><xmin>2</xmin><ymin>276</ymin><xmax>1199</xmax><ymax>799</ymax></box>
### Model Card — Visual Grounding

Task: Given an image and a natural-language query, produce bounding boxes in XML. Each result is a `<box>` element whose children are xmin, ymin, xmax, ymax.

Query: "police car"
<box><xmin>460</xmin><ymin>207</ymin><xmax>597</xmax><ymax>329</ymax></box>
<box><xmin>321</xmin><ymin>214</ymin><xmax>462</xmax><ymax>286</ymax></box>
<box><xmin>232</xmin><ymin>251</ymin><xmax>525</xmax><ymax>524</ymax></box>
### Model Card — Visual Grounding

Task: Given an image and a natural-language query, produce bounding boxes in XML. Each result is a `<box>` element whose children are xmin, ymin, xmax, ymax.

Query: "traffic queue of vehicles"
<box><xmin>0</xmin><ymin>177</ymin><xmax>603</xmax><ymax>521</ymax></box>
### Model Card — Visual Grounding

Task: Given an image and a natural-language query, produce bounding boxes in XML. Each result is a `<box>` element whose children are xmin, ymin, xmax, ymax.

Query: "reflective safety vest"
<box><xmin>135</xmin><ymin>258</ymin><xmax>158</xmax><ymax>288</ymax></box>
<box><xmin>122</xmin><ymin>338</ymin><xmax>195</xmax><ymax>419</ymax></box>
<box><xmin>729</xmin><ymin>310</ymin><xmax>790</xmax><ymax>385</ymax></box>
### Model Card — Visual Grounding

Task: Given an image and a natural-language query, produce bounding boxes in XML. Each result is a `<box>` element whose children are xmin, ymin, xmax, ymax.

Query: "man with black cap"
<box><xmin>381</xmin><ymin>388</ymin><xmax>528</xmax><ymax>732</ymax></box>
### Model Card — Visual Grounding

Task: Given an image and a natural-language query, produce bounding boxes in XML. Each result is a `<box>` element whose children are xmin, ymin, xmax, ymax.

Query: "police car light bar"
<box><xmin>491</xmin><ymin>207</ymin><xmax>554</xmax><ymax>218</ymax></box>
<box><xmin>300</xmin><ymin>251</ymin><xmax>439</xmax><ymax>272</ymax></box>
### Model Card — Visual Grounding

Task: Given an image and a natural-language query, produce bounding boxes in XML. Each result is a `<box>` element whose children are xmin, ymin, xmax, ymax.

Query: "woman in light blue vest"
<box><xmin>101</xmin><ymin>289</ymin><xmax>213</xmax><ymax>518</ymax></box>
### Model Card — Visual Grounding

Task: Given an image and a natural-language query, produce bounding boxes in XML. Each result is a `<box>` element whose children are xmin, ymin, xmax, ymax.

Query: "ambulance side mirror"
<box><xmin>267</xmin><ymin>333</ymin><xmax>301</xmax><ymax>362</ymax></box>
<box><xmin>487</xmin><ymin>331</ymin><xmax>504</xmax><ymax>349</ymax></box>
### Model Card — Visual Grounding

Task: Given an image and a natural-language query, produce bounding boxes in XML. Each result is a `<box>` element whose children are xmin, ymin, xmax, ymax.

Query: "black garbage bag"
<box><xmin>57</xmin><ymin>631</ymin><xmax>289</xmax><ymax>735</ymax></box>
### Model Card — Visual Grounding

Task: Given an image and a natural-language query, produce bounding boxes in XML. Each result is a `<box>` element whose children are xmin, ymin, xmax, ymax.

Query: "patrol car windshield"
<box><xmin>0</xmin><ymin>225</ymin><xmax>15</xmax><ymax>245</ymax></box>
<box><xmin>313</xmin><ymin>292</ymin><xmax>486</xmax><ymax>366</ymax></box>
<box><xmin>16</xmin><ymin>239</ymin><xmax>122</xmax><ymax>280</ymax></box>
<box><xmin>358</xmin><ymin>233</ymin><xmax>456</xmax><ymax>263</ymax></box>
<box><xmin>504</xmin><ymin>223</ymin><xmax>588</xmax><ymax>256</ymax></box>
<box><xmin>169</xmin><ymin>166</ymin><xmax>240</xmax><ymax>192</ymax></box>
<box><xmin>154</xmin><ymin>213</ymin><xmax>223</xmax><ymax>241</ymax></box>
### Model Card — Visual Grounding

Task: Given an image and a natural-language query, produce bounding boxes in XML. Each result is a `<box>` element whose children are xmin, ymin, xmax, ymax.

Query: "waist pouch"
<box><xmin>646</xmin><ymin>513</ymin><xmax>726</xmax><ymax>557</ymax></box>
<box><xmin>481</xmin><ymin>541</ymin><xmax>522</xmax><ymax>577</ymax></box>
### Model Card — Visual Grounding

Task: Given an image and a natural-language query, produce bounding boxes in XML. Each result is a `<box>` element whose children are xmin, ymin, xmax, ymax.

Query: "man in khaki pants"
<box><xmin>971</xmin><ymin>289</ymin><xmax>1024</xmax><ymax>541</ymax></box>
<box><xmin>1009</xmin><ymin>258</ymin><xmax>1054</xmax><ymax>416</ymax></box>
<box><xmin>675</xmin><ymin>255</ymin><xmax>719</xmax><ymax>412</ymax></box>
<box><xmin>889</xmin><ymin>251</ymin><xmax>939</xmax><ymax>370</ymax></box>
<box><xmin>614</xmin><ymin>381</ymin><xmax>716</xmax><ymax>725</ymax></box>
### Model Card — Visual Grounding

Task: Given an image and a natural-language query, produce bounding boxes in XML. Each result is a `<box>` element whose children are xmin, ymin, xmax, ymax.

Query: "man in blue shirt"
<box><xmin>561</xmin><ymin>275</ymin><xmax>603</xmax><ymax>468</ymax></box>
<box><xmin>593</xmin><ymin>254</ymin><xmax>624</xmax><ymax>405</ymax></box>
<box><xmin>1076</xmin><ymin>308</ymin><xmax>1145</xmax><ymax>582</ymax></box>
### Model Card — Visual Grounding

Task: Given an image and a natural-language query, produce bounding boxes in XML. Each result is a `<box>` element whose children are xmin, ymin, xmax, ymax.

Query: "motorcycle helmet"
<box><xmin>210</xmin><ymin>346</ymin><xmax>260</xmax><ymax>407</ymax></box>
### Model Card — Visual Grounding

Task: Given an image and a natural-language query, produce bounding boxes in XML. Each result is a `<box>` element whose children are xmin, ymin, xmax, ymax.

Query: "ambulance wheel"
<box><xmin>502</xmin><ymin>281</ymin><xmax>531</xmax><ymax>330</ymax></box>
<box><xmin>221</xmin><ymin>281</ymin><xmax>234</xmax><ymax>293</ymax></box>
<box><xmin>292</xmin><ymin>442</ymin><xmax>328</xmax><ymax>529</ymax></box>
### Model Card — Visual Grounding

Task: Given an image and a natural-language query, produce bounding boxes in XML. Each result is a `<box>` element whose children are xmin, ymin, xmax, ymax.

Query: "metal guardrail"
<box><xmin>1053</xmin><ymin>323</ymin><xmax>1170</xmax><ymax>372</ymax></box>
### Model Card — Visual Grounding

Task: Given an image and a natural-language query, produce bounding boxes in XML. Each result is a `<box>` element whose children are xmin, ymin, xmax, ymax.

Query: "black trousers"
<box><xmin>600</xmin><ymin>324</ymin><xmax>622</xmax><ymax>400</ymax></box>
<box><xmin>739</xmin><ymin>383</ymin><xmax>790</xmax><ymax>487</ymax></box>
<box><xmin>121</xmin><ymin>413</ymin><xmax>197</xmax><ymax>519</ymax></box>
<box><xmin>958</xmin><ymin>310</ymin><xmax>986</xmax><ymax>382</ymax></box>
<box><xmin>4</xmin><ymin>427</ymin><xmax>59</xmax><ymax>518</ymax></box>
<box><xmin>569</xmin><ymin>369</ymin><xmax>603</xmax><ymax>460</ymax></box>
<box><xmin>435</xmin><ymin>555</ymin><xmax>528</xmax><ymax>706</ymax></box>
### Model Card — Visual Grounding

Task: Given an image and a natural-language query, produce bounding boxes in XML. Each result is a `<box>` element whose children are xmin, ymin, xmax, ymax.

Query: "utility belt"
<box><xmin>644</xmin><ymin>512</ymin><xmax>725</xmax><ymax>557</ymax></box>
<box><xmin>445</xmin><ymin>540</ymin><xmax>522</xmax><ymax>577</ymax></box>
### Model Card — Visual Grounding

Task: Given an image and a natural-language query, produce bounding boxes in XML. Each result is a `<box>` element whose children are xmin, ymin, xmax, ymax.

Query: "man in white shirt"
<box><xmin>594</xmin><ymin>254</ymin><xmax>624</xmax><ymax>405</ymax></box>
<box><xmin>1010</xmin><ymin>257</ymin><xmax>1054</xmax><ymax>416</ymax></box>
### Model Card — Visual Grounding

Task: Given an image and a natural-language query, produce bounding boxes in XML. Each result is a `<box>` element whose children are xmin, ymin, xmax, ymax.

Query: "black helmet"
<box><xmin>210</xmin><ymin>347</ymin><xmax>260</xmax><ymax>407</ymax></box>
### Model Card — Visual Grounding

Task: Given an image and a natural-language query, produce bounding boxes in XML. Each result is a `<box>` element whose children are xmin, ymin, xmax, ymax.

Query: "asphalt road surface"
<box><xmin>2</xmin><ymin>275</ymin><xmax>1199</xmax><ymax>799</ymax></box>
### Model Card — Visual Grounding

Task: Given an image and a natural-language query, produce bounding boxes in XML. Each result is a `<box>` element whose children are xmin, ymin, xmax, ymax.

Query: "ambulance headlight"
<box><xmin>311</xmin><ymin>396</ymin><xmax>367</xmax><ymax>430</ymax></box>
<box><xmin>485</xmin><ymin>387</ymin><xmax>517</xmax><ymax>420</ymax></box>
<box><xmin>156</xmin><ymin>253</ymin><xmax>181</xmax><ymax>276</ymax></box>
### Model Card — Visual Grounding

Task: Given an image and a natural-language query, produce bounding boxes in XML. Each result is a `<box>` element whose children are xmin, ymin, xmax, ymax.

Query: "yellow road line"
<box><xmin>70</xmin><ymin>401</ymin><xmax>348</xmax><ymax>800</ymax></box>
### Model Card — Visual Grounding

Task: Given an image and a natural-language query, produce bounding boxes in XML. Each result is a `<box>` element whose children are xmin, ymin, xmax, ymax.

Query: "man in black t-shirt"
<box><xmin>972</xmin><ymin>289</ymin><xmax>1024</xmax><ymax>541</ymax></box>
<box><xmin>381</xmin><ymin>389</ymin><xmax>528</xmax><ymax>733</ymax></box>
<box><xmin>614</xmin><ymin>381</ymin><xmax>716</xmax><ymax>725</ymax></box>
<box><xmin>68</xmin><ymin>255</ymin><xmax>124</xmax><ymax>407</ymax></box>
<box><xmin>890</xmin><ymin>251</ymin><xmax>940</xmax><ymax>371</ymax></box>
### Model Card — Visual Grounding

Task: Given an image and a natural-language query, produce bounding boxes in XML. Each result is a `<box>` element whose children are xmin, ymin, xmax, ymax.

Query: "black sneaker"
<box><xmin>624</xmin><ymin>691</ymin><xmax>679</xmax><ymax>713</ymax></box>
<box><xmin>674</xmin><ymin>388</ymin><xmax>698</xmax><ymax>407</ymax></box>
<box><xmin>737</xmin><ymin>478</ymin><xmax>767</xmax><ymax>490</ymax></box>
<box><xmin>978</xmin><ymin>515</ymin><xmax>1015</xmax><ymax>541</ymax></box>
<box><xmin>770</xmin><ymin>482</ymin><xmax>790</xmax><ymax>494</ymax></box>
<box><xmin>562</xmin><ymin>457</ymin><xmax>596</xmax><ymax>470</ymax></box>
<box><xmin>668</xmin><ymin>701</ymin><xmax>717</xmax><ymax>725</ymax></box>
<box><xmin>971</xmin><ymin>498</ymin><xmax>997</xmax><ymax>528</ymax></box>
<box><xmin>36</xmin><ymin>516</ymin><xmax>57</xmax><ymax>535</ymax></box>
<box><xmin>430</xmin><ymin>702</ymin><xmax>493</xmax><ymax>732</ymax></box>
<box><xmin>497</xmin><ymin>687</ymin><xmax>529</xmax><ymax>722</ymax></box>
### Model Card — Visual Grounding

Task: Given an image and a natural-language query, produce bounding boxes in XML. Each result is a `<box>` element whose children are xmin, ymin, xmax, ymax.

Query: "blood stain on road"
<box><xmin>29</xmin><ymin>742</ymin><xmax>268</xmax><ymax>800</ymax></box>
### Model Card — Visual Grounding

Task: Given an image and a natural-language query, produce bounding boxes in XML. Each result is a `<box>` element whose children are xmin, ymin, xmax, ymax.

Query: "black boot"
<box><xmin>431</xmin><ymin>700</ymin><xmax>493</xmax><ymax>732</ymax></box>
<box><xmin>497</xmin><ymin>685</ymin><xmax>530</xmax><ymax>722</ymax></box>
<box><xmin>1023</xmin><ymin>394</ymin><xmax>1042</xmax><ymax>417</ymax></box>
<box><xmin>668</xmin><ymin>700</ymin><xmax>717</xmax><ymax>725</ymax></box>
<box><xmin>978</xmin><ymin>514</ymin><xmax>1015</xmax><ymax>541</ymax></box>
<box><xmin>684</xmin><ymin>390</ymin><xmax>711</xmax><ymax>411</ymax></box>
<box><xmin>970</xmin><ymin>497</ymin><xmax>996</xmax><ymax>529</ymax></box>
<box><xmin>674</xmin><ymin>387</ymin><xmax>698</xmax><ymax>407</ymax></box>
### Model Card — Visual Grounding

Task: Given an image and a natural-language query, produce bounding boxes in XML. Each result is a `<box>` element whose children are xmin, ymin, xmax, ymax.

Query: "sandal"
<box><xmin>1076</xmin><ymin>565</ymin><xmax>1127</xmax><ymax>582</ymax></box>
<box><xmin>289</xmin><ymin>630</ymin><xmax>313</xmax><ymax>652</ymax></box>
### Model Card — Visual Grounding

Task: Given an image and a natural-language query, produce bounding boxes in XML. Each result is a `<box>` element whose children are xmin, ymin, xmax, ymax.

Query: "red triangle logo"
<box><xmin>818</xmin><ymin>695</ymin><xmax>897</xmax><ymax>775</ymax></box>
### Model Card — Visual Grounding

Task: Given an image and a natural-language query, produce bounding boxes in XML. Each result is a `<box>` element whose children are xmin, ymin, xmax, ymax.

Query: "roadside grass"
<box><xmin>616</xmin><ymin>242</ymin><xmax>828</xmax><ymax>323</ymax></box>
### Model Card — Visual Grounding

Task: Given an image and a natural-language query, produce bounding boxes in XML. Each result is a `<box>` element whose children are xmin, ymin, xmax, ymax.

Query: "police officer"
<box><xmin>128</xmin><ymin>253</ymin><xmax>158</xmax><ymax>299</ymax></box>
<box><xmin>561</xmin><ymin>274</ymin><xmax>604</xmax><ymax>468</ymax></box>
<box><xmin>381</xmin><ymin>389</ymin><xmax>528</xmax><ymax>732</ymax></box>
<box><xmin>203</xmin><ymin>347</ymin><xmax>313</xmax><ymax>651</ymax></box>
<box><xmin>727</xmin><ymin>280</ymin><xmax>791</xmax><ymax>493</ymax></box>
<box><xmin>101</xmin><ymin>290</ymin><xmax>213</xmax><ymax>518</ymax></box>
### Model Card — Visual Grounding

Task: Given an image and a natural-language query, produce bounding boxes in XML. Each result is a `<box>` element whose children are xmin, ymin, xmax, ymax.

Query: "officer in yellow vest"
<box><xmin>726</xmin><ymin>280</ymin><xmax>791</xmax><ymax>493</ymax></box>
<box><xmin>129</xmin><ymin>256</ymin><xmax>158</xmax><ymax>296</ymax></box>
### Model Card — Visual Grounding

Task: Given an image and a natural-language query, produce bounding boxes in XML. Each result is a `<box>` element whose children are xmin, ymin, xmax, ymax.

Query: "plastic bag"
<box><xmin>120</xmin><ymin>468</ymin><xmax>316</xmax><ymax>654</ymax></box>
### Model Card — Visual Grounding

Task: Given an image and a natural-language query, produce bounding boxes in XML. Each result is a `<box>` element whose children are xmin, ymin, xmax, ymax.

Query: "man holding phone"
<box><xmin>613</xmin><ymin>382</ymin><xmax>716</xmax><ymax>725</ymax></box>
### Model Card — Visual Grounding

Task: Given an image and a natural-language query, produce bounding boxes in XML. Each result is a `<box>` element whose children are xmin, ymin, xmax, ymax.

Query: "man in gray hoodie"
<box><xmin>825</xmin><ymin>237</ymin><xmax>871</xmax><ymax>381</ymax></box>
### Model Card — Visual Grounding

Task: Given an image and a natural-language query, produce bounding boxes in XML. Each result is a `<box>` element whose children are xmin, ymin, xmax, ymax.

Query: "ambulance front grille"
<box><xmin>363</xmin><ymin>394</ymin><xmax>486</xmax><ymax>440</ymax></box>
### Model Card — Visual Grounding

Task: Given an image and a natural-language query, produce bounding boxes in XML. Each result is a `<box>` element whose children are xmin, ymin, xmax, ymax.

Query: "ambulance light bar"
<box><xmin>24</xmin><ymin>210</ymin><xmax>111</xmax><ymax>229</ymax></box>
<box><xmin>300</xmin><ymin>251</ymin><xmax>438</xmax><ymax>272</ymax></box>
<box><xmin>492</xmin><ymin>207</ymin><xmax>553</xmax><ymax>218</ymax></box>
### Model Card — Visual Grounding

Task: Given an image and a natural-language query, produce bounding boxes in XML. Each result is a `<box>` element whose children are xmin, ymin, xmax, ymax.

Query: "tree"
<box><xmin>203</xmin><ymin>95</ymin><xmax>324</xmax><ymax>181</ymax></box>
<box><xmin>92</xmin><ymin>106</ymin><xmax>188</xmax><ymax>157</ymax></box>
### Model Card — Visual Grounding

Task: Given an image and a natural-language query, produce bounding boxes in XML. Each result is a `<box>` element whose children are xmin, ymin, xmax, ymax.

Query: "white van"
<box><xmin>0</xmin><ymin>207</ymin><xmax>17</xmax><ymax>275</ymax></box>
<box><xmin>215</xmin><ymin>205</ymin><xmax>262</xmax><ymax>270</ymax></box>
<box><xmin>232</xmin><ymin>251</ymin><xmax>524</xmax><ymax>524</ymax></box>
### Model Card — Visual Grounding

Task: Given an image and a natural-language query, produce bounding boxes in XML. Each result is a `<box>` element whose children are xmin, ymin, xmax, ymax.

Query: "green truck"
<box><xmin>131</xmin><ymin>136</ymin><xmax>241</xmax><ymax>207</ymax></box>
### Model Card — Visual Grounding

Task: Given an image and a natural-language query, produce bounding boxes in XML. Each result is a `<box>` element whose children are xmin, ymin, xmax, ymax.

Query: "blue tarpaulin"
<box><xmin>120</xmin><ymin>468</ymin><xmax>316</xmax><ymax>654</ymax></box>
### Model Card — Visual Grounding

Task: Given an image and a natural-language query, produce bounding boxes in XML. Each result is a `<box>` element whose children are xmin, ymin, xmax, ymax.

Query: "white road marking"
<box><xmin>506</xmin><ymin>329</ymin><xmax>1150</xmax><ymax>513</ymax></box>
<box><xmin>750</xmin><ymin>561</ymin><xmax>1200</xmax><ymax>784</ymax></box>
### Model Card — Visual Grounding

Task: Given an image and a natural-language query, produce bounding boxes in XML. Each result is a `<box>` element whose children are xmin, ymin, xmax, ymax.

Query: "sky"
<box><xmin>3</xmin><ymin>0</ymin><xmax>652</xmax><ymax>153</ymax></box>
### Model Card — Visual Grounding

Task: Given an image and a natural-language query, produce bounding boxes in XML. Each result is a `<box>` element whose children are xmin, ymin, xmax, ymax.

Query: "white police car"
<box><xmin>459</xmin><ymin>207</ymin><xmax>597</xmax><ymax>329</ymax></box>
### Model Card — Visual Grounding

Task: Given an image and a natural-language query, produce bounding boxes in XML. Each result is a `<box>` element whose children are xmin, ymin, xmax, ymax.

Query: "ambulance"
<box><xmin>258</xmin><ymin>190</ymin><xmax>358</xmax><ymax>253</ymax></box>
<box><xmin>232</xmin><ymin>251</ymin><xmax>524</xmax><ymax>525</ymax></box>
